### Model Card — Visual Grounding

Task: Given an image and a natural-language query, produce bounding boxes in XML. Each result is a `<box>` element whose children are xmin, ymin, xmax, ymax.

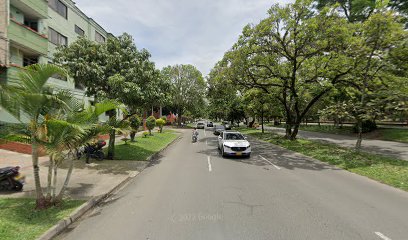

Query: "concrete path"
<box><xmin>0</xmin><ymin>149</ymin><xmax>145</xmax><ymax>200</ymax></box>
<box><xmin>263</xmin><ymin>126</ymin><xmax>408</xmax><ymax>161</ymax></box>
<box><xmin>58</xmin><ymin>128</ymin><xmax>408</xmax><ymax>240</ymax></box>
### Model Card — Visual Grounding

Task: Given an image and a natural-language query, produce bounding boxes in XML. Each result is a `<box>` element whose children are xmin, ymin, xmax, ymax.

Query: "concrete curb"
<box><xmin>37</xmin><ymin>132</ymin><xmax>182</xmax><ymax>240</ymax></box>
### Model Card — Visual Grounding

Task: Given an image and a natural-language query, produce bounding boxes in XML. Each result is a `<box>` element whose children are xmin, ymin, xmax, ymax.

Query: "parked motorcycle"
<box><xmin>77</xmin><ymin>140</ymin><xmax>106</xmax><ymax>163</ymax></box>
<box><xmin>0</xmin><ymin>166</ymin><xmax>25</xmax><ymax>191</ymax></box>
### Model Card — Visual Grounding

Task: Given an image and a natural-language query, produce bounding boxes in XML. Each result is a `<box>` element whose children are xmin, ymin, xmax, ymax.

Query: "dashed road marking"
<box><xmin>375</xmin><ymin>232</ymin><xmax>392</xmax><ymax>240</ymax></box>
<box><xmin>259</xmin><ymin>155</ymin><xmax>281</xmax><ymax>170</ymax></box>
<box><xmin>207</xmin><ymin>156</ymin><xmax>212</xmax><ymax>172</ymax></box>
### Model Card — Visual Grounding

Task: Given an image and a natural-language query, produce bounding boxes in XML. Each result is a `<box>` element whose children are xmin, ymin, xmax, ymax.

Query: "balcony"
<box><xmin>10</xmin><ymin>0</ymin><xmax>48</xmax><ymax>19</ymax></box>
<box><xmin>8</xmin><ymin>19</ymin><xmax>48</xmax><ymax>55</ymax></box>
<box><xmin>5</xmin><ymin>65</ymin><xmax>22</xmax><ymax>83</ymax></box>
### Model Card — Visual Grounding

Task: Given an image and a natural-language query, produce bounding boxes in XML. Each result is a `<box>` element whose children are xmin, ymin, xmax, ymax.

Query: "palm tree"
<box><xmin>0</xmin><ymin>64</ymin><xmax>72</xmax><ymax>208</ymax></box>
<box><xmin>42</xmin><ymin>100</ymin><xmax>119</xmax><ymax>204</ymax></box>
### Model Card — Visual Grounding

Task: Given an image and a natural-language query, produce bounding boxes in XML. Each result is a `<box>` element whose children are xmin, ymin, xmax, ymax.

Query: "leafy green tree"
<box><xmin>223</xmin><ymin>0</ymin><xmax>353</xmax><ymax>140</ymax></box>
<box><xmin>146</xmin><ymin>116</ymin><xmax>156</xmax><ymax>135</ymax></box>
<box><xmin>316</xmin><ymin>0</ymin><xmax>408</xmax><ymax>25</ymax></box>
<box><xmin>156</xmin><ymin>118</ymin><xmax>166</xmax><ymax>133</ymax></box>
<box><xmin>343</xmin><ymin>10</ymin><xmax>406</xmax><ymax>149</ymax></box>
<box><xmin>0</xmin><ymin>64</ymin><xmax>73</xmax><ymax>208</ymax></box>
<box><xmin>129</xmin><ymin>115</ymin><xmax>141</xmax><ymax>141</ymax></box>
<box><xmin>42</xmin><ymin>100</ymin><xmax>118</xmax><ymax>204</ymax></box>
<box><xmin>54</xmin><ymin>33</ymin><xmax>159</xmax><ymax>159</ymax></box>
<box><xmin>161</xmin><ymin>65</ymin><xmax>206</xmax><ymax>126</ymax></box>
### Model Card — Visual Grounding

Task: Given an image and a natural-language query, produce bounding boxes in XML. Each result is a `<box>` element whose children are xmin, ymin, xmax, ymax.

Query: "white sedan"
<box><xmin>217</xmin><ymin>131</ymin><xmax>251</xmax><ymax>157</ymax></box>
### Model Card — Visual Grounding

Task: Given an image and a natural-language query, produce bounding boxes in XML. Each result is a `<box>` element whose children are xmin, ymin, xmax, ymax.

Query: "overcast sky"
<box><xmin>74</xmin><ymin>0</ymin><xmax>293</xmax><ymax>76</ymax></box>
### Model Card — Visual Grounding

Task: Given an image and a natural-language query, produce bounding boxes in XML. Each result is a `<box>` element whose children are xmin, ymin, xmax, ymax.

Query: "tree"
<box><xmin>222</xmin><ymin>0</ymin><xmax>353</xmax><ymax>140</ymax></box>
<box><xmin>316</xmin><ymin>0</ymin><xmax>408</xmax><ymax>25</ymax></box>
<box><xmin>156</xmin><ymin>118</ymin><xmax>166</xmax><ymax>133</ymax></box>
<box><xmin>54</xmin><ymin>33</ymin><xmax>159</xmax><ymax>159</ymax></box>
<box><xmin>341</xmin><ymin>10</ymin><xmax>406</xmax><ymax>149</ymax></box>
<box><xmin>146</xmin><ymin>116</ymin><xmax>156</xmax><ymax>135</ymax></box>
<box><xmin>42</xmin><ymin>100</ymin><xmax>118</xmax><ymax>204</ymax></box>
<box><xmin>242</xmin><ymin>89</ymin><xmax>276</xmax><ymax>133</ymax></box>
<box><xmin>0</xmin><ymin>64</ymin><xmax>73</xmax><ymax>208</ymax></box>
<box><xmin>207</xmin><ymin>61</ymin><xmax>246</xmax><ymax>124</ymax></box>
<box><xmin>161</xmin><ymin>65</ymin><xmax>207</xmax><ymax>126</ymax></box>
<box><xmin>129</xmin><ymin>115</ymin><xmax>141</xmax><ymax>141</ymax></box>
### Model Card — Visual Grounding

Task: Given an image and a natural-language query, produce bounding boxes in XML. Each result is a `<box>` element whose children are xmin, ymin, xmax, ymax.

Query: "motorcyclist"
<box><xmin>192</xmin><ymin>127</ymin><xmax>199</xmax><ymax>142</ymax></box>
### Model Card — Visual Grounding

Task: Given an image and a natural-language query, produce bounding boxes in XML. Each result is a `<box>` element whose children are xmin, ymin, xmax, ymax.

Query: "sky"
<box><xmin>74</xmin><ymin>0</ymin><xmax>293</xmax><ymax>76</ymax></box>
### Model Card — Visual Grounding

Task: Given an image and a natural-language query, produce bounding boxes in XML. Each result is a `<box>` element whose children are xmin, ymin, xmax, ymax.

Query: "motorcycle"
<box><xmin>77</xmin><ymin>140</ymin><xmax>106</xmax><ymax>163</ymax></box>
<box><xmin>0</xmin><ymin>166</ymin><xmax>25</xmax><ymax>191</ymax></box>
<box><xmin>192</xmin><ymin>130</ymin><xmax>199</xmax><ymax>143</ymax></box>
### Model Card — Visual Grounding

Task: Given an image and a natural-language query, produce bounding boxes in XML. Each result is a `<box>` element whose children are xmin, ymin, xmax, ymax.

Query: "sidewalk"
<box><xmin>263</xmin><ymin>126</ymin><xmax>408</xmax><ymax>161</ymax></box>
<box><xmin>0</xmin><ymin>142</ymin><xmax>147</xmax><ymax>200</ymax></box>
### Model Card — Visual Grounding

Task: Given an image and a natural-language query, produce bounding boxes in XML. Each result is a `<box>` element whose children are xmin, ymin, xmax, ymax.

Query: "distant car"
<box><xmin>223</xmin><ymin>121</ymin><xmax>231</xmax><ymax>130</ymax></box>
<box><xmin>207</xmin><ymin>122</ymin><xmax>214</xmax><ymax>127</ymax></box>
<box><xmin>196</xmin><ymin>122</ymin><xmax>205</xmax><ymax>129</ymax></box>
<box><xmin>218</xmin><ymin>131</ymin><xmax>251</xmax><ymax>157</ymax></box>
<box><xmin>213</xmin><ymin>125</ymin><xmax>225</xmax><ymax>135</ymax></box>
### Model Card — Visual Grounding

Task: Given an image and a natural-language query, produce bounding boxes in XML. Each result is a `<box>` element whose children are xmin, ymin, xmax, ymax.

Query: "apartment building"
<box><xmin>0</xmin><ymin>0</ymin><xmax>113</xmax><ymax>123</ymax></box>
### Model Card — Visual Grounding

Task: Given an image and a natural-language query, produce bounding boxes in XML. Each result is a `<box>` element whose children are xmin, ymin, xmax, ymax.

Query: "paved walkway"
<box><xmin>263</xmin><ymin>126</ymin><xmax>408</xmax><ymax>161</ymax></box>
<box><xmin>0</xmin><ymin>146</ymin><xmax>145</xmax><ymax>200</ymax></box>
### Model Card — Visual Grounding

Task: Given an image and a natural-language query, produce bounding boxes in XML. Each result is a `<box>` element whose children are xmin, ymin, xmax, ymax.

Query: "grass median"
<box><xmin>109</xmin><ymin>130</ymin><xmax>179</xmax><ymax>161</ymax></box>
<box><xmin>266</xmin><ymin>124</ymin><xmax>408</xmax><ymax>143</ymax></box>
<box><xmin>238</xmin><ymin>127</ymin><xmax>408</xmax><ymax>191</ymax></box>
<box><xmin>0</xmin><ymin>198</ymin><xmax>84</xmax><ymax>240</ymax></box>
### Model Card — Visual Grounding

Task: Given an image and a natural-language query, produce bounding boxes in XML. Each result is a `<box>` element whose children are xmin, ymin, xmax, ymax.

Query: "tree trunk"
<box><xmin>248</xmin><ymin>118</ymin><xmax>255</xmax><ymax>128</ymax></box>
<box><xmin>261</xmin><ymin>108</ymin><xmax>264</xmax><ymax>134</ymax></box>
<box><xmin>355</xmin><ymin>119</ymin><xmax>363</xmax><ymax>150</ymax></box>
<box><xmin>52</xmin><ymin>163</ymin><xmax>58</xmax><ymax>202</ymax></box>
<box><xmin>177</xmin><ymin>107</ymin><xmax>182</xmax><ymax>127</ymax></box>
<box><xmin>290</xmin><ymin>123</ymin><xmax>300</xmax><ymax>140</ymax></box>
<box><xmin>32</xmin><ymin>137</ymin><xmax>45</xmax><ymax>208</ymax></box>
<box><xmin>46</xmin><ymin>156</ymin><xmax>54</xmax><ymax>198</ymax></box>
<box><xmin>107</xmin><ymin>129</ymin><xmax>115</xmax><ymax>159</ymax></box>
<box><xmin>130</xmin><ymin>131</ymin><xmax>136</xmax><ymax>142</ymax></box>
<box><xmin>56</xmin><ymin>155</ymin><xmax>74</xmax><ymax>202</ymax></box>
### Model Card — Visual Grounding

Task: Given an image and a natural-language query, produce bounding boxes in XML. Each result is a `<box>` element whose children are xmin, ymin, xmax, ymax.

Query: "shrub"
<box><xmin>146</xmin><ymin>116</ymin><xmax>156</xmax><ymax>135</ymax></box>
<box><xmin>129</xmin><ymin>115</ymin><xmax>141</xmax><ymax>141</ymax></box>
<box><xmin>156</xmin><ymin>118</ymin><xmax>166</xmax><ymax>133</ymax></box>
<box><xmin>353</xmin><ymin>120</ymin><xmax>377</xmax><ymax>133</ymax></box>
<box><xmin>143</xmin><ymin>131</ymin><xmax>149</xmax><ymax>138</ymax></box>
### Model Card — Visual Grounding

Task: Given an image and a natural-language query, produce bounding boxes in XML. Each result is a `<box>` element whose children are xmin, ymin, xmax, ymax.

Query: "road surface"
<box><xmin>57</xmin><ymin>128</ymin><xmax>408</xmax><ymax>240</ymax></box>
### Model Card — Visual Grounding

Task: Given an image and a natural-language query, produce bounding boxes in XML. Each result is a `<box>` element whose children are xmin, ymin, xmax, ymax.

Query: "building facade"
<box><xmin>0</xmin><ymin>0</ymin><xmax>113</xmax><ymax>123</ymax></box>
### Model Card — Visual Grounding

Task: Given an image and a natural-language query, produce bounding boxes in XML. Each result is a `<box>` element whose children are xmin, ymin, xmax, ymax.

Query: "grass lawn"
<box><xmin>0</xmin><ymin>198</ymin><xmax>84</xmax><ymax>240</ymax></box>
<box><xmin>110</xmin><ymin>130</ymin><xmax>179</xmax><ymax>161</ymax></box>
<box><xmin>377</xmin><ymin>128</ymin><xmax>408</xmax><ymax>143</ymax></box>
<box><xmin>267</xmin><ymin>124</ymin><xmax>408</xmax><ymax>143</ymax></box>
<box><xmin>237</xmin><ymin>127</ymin><xmax>408</xmax><ymax>192</ymax></box>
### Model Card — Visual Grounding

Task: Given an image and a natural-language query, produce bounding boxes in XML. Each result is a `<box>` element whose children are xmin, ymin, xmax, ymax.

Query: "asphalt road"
<box><xmin>57</xmin><ymin>128</ymin><xmax>408</xmax><ymax>240</ymax></box>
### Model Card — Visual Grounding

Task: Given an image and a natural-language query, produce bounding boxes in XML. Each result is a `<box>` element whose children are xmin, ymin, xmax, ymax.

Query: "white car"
<box><xmin>218</xmin><ymin>131</ymin><xmax>251</xmax><ymax>157</ymax></box>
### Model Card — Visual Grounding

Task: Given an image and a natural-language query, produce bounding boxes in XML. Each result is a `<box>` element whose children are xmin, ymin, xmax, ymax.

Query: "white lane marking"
<box><xmin>375</xmin><ymin>232</ymin><xmax>392</xmax><ymax>240</ymax></box>
<box><xmin>259</xmin><ymin>155</ymin><xmax>281</xmax><ymax>170</ymax></box>
<box><xmin>207</xmin><ymin>156</ymin><xmax>212</xmax><ymax>172</ymax></box>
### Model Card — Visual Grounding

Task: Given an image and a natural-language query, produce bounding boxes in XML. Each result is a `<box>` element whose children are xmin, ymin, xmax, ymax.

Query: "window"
<box><xmin>23</xmin><ymin>56</ymin><xmax>38</xmax><ymax>67</ymax></box>
<box><xmin>95</xmin><ymin>31</ymin><xmax>105</xmax><ymax>43</ymax></box>
<box><xmin>24</xmin><ymin>19</ymin><xmax>38</xmax><ymax>32</ymax></box>
<box><xmin>75</xmin><ymin>25</ymin><xmax>84</xmax><ymax>36</ymax></box>
<box><xmin>48</xmin><ymin>28</ymin><xmax>67</xmax><ymax>46</ymax></box>
<box><xmin>49</xmin><ymin>0</ymin><xmax>67</xmax><ymax>19</ymax></box>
